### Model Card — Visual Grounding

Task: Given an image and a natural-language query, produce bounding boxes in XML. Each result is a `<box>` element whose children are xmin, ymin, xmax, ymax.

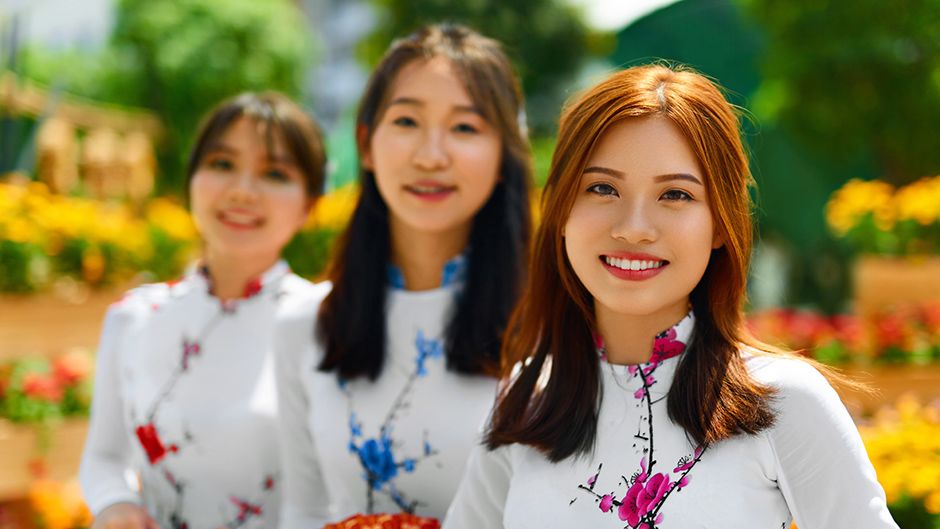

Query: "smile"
<box><xmin>599</xmin><ymin>255</ymin><xmax>668</xmax><ymax>281</ymax></box>
<box><xmin>404</xmin><ymin>182</ymin><xmax>456</xmax><ymax>201</ymax></box>
<box><xmin>602</xmin><ymin>257</ymin><xmax>664</xmax><ymax>271</ymax></box>
<box><xmin>218</xmin><ymin>211</ymin><xmax>263</xmax><ymax>230</ymax></box>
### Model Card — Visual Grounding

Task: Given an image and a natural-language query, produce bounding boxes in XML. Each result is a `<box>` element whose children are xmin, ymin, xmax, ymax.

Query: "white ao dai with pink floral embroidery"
<box><xmin>444</xmin><ymin>313</ymin><xmax>899</xmax><ymax>529</ymax></box>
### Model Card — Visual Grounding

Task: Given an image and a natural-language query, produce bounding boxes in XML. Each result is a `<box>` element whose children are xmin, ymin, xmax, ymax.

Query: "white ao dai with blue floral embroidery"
<box><xmin>274</xmin><ymin>279</ymin><xmax>498</xmax><ymax>527</ymax></box>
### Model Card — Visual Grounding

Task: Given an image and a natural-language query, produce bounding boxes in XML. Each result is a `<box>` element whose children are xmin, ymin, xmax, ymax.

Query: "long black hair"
<box><xmin>316</xmin><ymin>23</ymin><xmax>533</xmax><ymax>380</ymax></box>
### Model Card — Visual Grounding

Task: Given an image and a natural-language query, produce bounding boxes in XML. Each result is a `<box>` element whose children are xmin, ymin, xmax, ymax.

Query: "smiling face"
<box><xmin>563</xmin><ymin>116</ymin><xmax>721</xmax><ymax>327</ymax></box>
<box><xmin>363</xmin><ymin>56</ymin><xmax>503</xmax><ymax>244</ymax></box>
<box><xmin>189</xmin><ymin>117</ymin><xmax>311</xmax><ymax>265</ymax></box>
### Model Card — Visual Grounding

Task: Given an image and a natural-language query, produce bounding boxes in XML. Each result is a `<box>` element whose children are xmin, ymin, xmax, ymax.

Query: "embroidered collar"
<box><xmin>189</xmin><ymin>259</ymin><xmax>291</xmax><ymax>300</ymax></box>
<box><xmin>386</xmin><ymin>252</ymin><xmax>468</xmax><ymax>290</ymax></box>
<box><xmin>596</xmin><ymin>311</ymin><xmax>695</xmax><ymax>365</ymax></box>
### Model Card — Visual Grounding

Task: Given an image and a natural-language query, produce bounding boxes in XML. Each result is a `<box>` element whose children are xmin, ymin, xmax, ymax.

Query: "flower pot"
<box><xmin>854</xmin><ymin>256</ymin><xmax>940</xmax><ymax>318</ymax></box>
<box><xmin>0</xmin><ymin>418</ymin><xmax>89</xmax><ymax>501</ymax></box>
<box><xmin>0</xmin><ymin>286</ymin><xmax>126</xmax><ymax>361</ymax></box>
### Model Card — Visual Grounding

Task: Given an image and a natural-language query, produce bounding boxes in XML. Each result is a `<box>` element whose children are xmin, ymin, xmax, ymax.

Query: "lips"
<box><xmin>599</xmin><ymin>253</ymin><xmax>668</xmax><ymax>281</ymax></box>
<box><xmin>217</xmin><ymin>209</ymin><xmax>263</xmax><ymax>230</ymax></box>
<box><xmin>404</xmin><ymin>180</ymin><xmax>456</xmax><ymax>202</ymax></box>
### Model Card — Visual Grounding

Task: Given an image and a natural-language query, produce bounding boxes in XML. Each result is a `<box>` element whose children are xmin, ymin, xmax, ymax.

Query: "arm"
<box><xmin>274</xmin><ymin>291</ymin><xmax>333</xmax><ymax>529</ymax></box>
<box><xmin>79</xmin><ymin>301</ymin><xmax>145</xmax><ymax>516</ymax></box>
<box><xmin>762</xmin><ymin>359</ymin><xmax>899</xmax><ymax>529</ymax></box>
<box><xmin>443</xmin><ymin>443</ymin><xmax>512</xmax><ymax>529</ymax></box>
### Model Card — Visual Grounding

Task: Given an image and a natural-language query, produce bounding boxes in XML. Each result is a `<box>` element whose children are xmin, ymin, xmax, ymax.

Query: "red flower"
<box><xmin>230</xmin><ymin>497</ymin><xmax>263</xmax><ymax>522</ymax></box>
<box><xmin>243</xmin><ymin>278</ymin><xmax>263</xmax><ymax>299</ymax></box>
<box><xmin>22</xmin><ymin>373</ymin><xmax>64</xmax><ymax>402</ymax></box>
<box><xmin>53</xmin><ymin>350</ymin><xmax>92</xmax><ymax>386</ymax></box>
<box><xmin>135</xmin><ymin>423</ymin><xmax>178</xmax><ymax>464</ymax></box>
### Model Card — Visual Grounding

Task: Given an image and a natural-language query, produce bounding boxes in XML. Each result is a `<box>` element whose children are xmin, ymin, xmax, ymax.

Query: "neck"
<box><xmin>596</xmin><ymin>300</ymin><xmax>689</xmax><ymax>365</ymax></box>
<box><xmin>389</xmin><ymin>218</ymin><xmax>470</xmax><ymax>291</ymax></box>
<box><xmin>202</xmin><ymin>248</ymin><xmax>279</xmax><ymax>300</ymax></box>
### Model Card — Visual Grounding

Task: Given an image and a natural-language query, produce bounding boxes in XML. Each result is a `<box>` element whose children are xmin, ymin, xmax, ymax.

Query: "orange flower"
<box><xmin>53</xmin><ymin>349</ymin><xmax>92</xmax><ymax>386</ymax></box>
<box><xmin>22</xmin><ymin>372</ymin><xmax>64</xmax><ymax>402</ymax></box>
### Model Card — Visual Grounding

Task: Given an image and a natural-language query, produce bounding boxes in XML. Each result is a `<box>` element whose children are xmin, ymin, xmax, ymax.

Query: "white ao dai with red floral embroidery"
<box><xmin>80</xmin><ymin>261</ymin><xmax>315</xmax><ymax>529</ymax></box>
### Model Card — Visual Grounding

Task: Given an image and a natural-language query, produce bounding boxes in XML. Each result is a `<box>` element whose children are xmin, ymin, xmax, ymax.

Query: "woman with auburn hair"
<box><xmin>444</xmin><ymin>65</ymin><xmax>897</xmax><ymax>529</ymax></box>
<box><xmin>274</xmin><ymin>23</ymin><xmax>532</xmax><ymax>526</ymax></box>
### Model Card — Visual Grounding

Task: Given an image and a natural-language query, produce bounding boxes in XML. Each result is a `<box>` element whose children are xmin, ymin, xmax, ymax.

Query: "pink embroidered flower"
<box><xmin>673</xmin><ymin>446</ymin><xmax>704</xmax><ymax>473</ymax></box>
<box><xmin>135</xmin><ymin>423</ymin><xmax>178</xmax><ymax>464</ymax></box>
<box><xmin>587</xmin><ymin>474</ymin><xmax>597</xmax><ymax>487</ymax></box>
<box><xmin>650</xmin><ymin>328</ymin><xmax>686</xmax><ymax>363</ymax></box>
<box><xmin>619</xmin><ymin>471</ymin><xmax>670</xmax><ymax>526</ymax></box>
<box><xmin>676</xmin><ymin>475</ymin><xmax>691</xmax><ymax>489</ymax></box>
<box><xmin>599</xmin><ymin>494</ymin><xmax>614</xmax><ymax>513</ymax></box>
<box><xmin>181</xmin><ymin>339</ymin><xmax>201</xmax><ymax>370</ymax></box>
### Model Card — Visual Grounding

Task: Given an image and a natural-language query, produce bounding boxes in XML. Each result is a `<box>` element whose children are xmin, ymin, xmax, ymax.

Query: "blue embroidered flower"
<box><xmin>350</xmin><ymin>413</ymin><xmax>363</xmax><ymax>438</ymax></box>
<box><xmin>415</xmin><ymin>331</ymin><xmax>444</xmax><ymax>377</ymax></box>
<box><xmin>357</xmin><ymin>434</ymin><xmax>398</xmax><ymax>489</ymax></box>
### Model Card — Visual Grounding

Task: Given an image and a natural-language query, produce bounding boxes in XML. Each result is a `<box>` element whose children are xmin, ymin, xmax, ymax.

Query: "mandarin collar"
<box><xmin>596</xmin><ymin>311</ymin><xmax>695</xmax><ymax>366</ymax></box>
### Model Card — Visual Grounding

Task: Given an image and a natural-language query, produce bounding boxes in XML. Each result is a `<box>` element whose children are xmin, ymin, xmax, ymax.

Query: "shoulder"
<box><xmin>742</xmin><ymin>349</ymin><xmax>851</xmax><ymax>430</ymax></box>
<box><xmin>275</xmin><ymin>279</ymin><xmax>332</xmax><ymax>326</ymax></box>
<box><xmin>103</xmin><ymin>281</ymin><xmax>175</xmax><ymax>322</ymax></box>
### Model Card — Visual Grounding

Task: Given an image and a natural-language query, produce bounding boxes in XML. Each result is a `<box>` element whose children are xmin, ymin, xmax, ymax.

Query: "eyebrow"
<box><xmin>205</xmin><ymin>143</ymin><xmax>297</xmax><ymax>165</ymax></box>
<box><xmin>388</xmin><ymin>97</ymin><xmax>482</xmax><ymax>115</ymax></box>
<box><xmin>582</xmin><ymin>166</ymin><xmax>703</xmax><ymax>186</ymax></box>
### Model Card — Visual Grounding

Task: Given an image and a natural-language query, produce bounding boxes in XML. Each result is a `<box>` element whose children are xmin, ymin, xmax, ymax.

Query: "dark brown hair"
<box><xmin>487</xmin><ymin>65</ymin><xmax>783</xmax><ymax>461</ymax></box>
<box><xmin>186</xmin><ymin>91</ymin><xmax>327</xmax><ymax>199</ymax></box>
<box><xmin>317</xmin><ymin>23</ymin><xmax>533</xmax><ymax>380</ymax></box>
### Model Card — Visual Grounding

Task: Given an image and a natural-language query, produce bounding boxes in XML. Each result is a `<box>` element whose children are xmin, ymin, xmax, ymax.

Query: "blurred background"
<box><xmin>0</xmin><ymin>0</ymin><xmax>938</xmax><ymax>527</ymax></box>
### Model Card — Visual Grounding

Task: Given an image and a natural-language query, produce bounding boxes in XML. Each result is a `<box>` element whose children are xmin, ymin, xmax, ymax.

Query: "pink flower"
<box><xmin>586</xmin><ymin>474</ymin><xmax>597</xmax><ymax>487</ymax></box>
<box><xmin>619</xmin><ymin>472</ymin><xmax>671</xmax><ymax>526</ymax></box>
<box><xmin>673</xmin><ymin>446</ymin><xmax>704</xmax><ymax>473</ymax></box>
<box><xmin>650</xmin><ymin>328</ymin><xmax>686</xmax><ymax>362</ymax></box>
<box><xmin>599</xmin><ymin>494</ymin><xmax>614</xmax><ymax>512</ymax></box>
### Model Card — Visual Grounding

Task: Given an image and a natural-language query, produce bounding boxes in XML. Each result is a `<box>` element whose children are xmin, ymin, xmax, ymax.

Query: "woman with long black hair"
<box><xmin>274</xmin><ymin>23</ymin><xmax>533</xmax><ymax>526</ymax></box>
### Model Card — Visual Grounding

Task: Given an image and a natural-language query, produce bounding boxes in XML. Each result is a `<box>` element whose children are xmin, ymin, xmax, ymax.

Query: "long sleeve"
<box><xmin>79</xmin><ymin>302</ymin><xmax>141</xmax><ymax>515</ymax></box>
<box><xmin>443</xmin><ymin>443</ymin><xmax>511</xmax><ymax>529</ymax></box>
<box><xmin>274</xmin><ymin>290</ymin><xmax>333</xmax><ymax>529</ymax></box>
<box><xmin>759</xmin><ymin>359</ymin><xmax>898</xmax><ymax>529</ymax></box>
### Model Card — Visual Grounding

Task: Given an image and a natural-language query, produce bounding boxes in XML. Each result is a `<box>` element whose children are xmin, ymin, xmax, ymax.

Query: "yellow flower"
<box><xmin>147</xmin><ymin>198</ymin><xmax>197</xmax><ymax>241</ymax></box>
<box><xmin>307</xmin><ymin>184</ymin><xmax>359</xmax><ymax>230</ymax></box>
<box><xmin>825</xmin><ymin>179</ymin><xmax>895</xmax><ymax>234</ymax></box>
<box><xmin>29</xmin><ymin>479</ymin><xmax>92</xmax><ymax>529</ymax></box>
<box><xmin>894</xmin><ymin>175</ymin><xmax>940</xmax><ymax>226</ymax></box>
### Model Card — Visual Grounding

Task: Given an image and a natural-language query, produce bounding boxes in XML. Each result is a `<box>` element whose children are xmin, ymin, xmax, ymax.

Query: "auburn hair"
<box><xmin>487</xmin><ymin>64</ymin><xmax>783</xmax><ymax>461</ymax></box>
<box><xmin>316</xmin><ymin>24</ymin><xmax>533</xmax><ymax>380</ymax></box>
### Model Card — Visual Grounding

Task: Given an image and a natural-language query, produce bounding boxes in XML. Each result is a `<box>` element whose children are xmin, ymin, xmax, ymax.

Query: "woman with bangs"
<box><xmin>80</xmin><ymin>92</ymin><xmax>327</xmax><ymax>529</ymax></box>
<box><xmin>444</xmin><ymin>65</ymin><xmax>898</xmax><ymax>529</ymax></box>
<box><xmin>274</xmin><ymin>24</ymin><xmax>532</xmax><ymax>526</ymax></box>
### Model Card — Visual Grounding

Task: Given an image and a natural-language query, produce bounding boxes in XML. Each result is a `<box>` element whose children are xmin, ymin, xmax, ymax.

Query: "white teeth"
<box><xmin>604</xmin><ymin>257</ymin><xmax>663</xmax><ymax>271</ymax></box>
<box><xmin>410</xmin><ymin>185</ymin><xmax>450</xmax><ymax>194</ymax></box>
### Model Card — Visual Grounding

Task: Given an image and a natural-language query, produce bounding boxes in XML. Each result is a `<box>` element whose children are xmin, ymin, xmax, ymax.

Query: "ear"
<box><xmin>356</xmin><ymin>123</ymin><xmax>373</xmax><ymax>171</ymax></box>
<box><xmin>711</xmin><ymin>227</ymin><xmax>724</xmax><ymax>250</ymax></box>
<box><xmin>298</xmin><ymin>196</ymin><xmax>316</xmax><ymax>230</ymax></box>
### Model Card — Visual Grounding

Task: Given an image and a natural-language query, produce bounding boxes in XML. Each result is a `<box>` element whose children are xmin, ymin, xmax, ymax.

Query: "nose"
<box><xmin>227</xmin><ymin>171</ymin><xmax>259</xmax><ymax>203</ymax></box>
<box><xmin>610</xmin><ymin>200</ymin><xmax>657</xmax><ymax>245</ymax></box>
<box><xmin>412</xmin><ymin>129</ymin><xmax>449</xmax><ymax>171</ymax></box>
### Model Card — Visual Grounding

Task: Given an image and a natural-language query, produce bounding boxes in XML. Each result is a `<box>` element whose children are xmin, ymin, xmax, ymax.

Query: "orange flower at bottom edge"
<box><xmin>323</xmin><ymin>513</ymin><xmax>440</xmax><ymax>529</ymax></box>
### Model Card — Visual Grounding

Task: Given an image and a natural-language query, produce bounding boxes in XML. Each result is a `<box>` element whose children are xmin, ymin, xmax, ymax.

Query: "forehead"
<box><xmin>386</xmin><ymin>56</ymin><xmax>476</xmax><ymax>110</ymax></box>
<box><xmin>208</xmin><ymin>117</ymin><xmax>291</xmax><ymax>155</ymax></box>
<box><xmin>587</xmin><ymin>116</ymin><xmax>702</xmax><ymax>179</ymax></box>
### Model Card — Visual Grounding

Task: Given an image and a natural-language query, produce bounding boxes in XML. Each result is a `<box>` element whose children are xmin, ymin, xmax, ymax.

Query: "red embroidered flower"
<box><xmin>135</xmin><ymin>423</ymin><xmax>178</xmax><ymax>464</ymax></box>
<box><xmin>264</xmin><ymin>476</ymin><xmax>275</xmax><ymax>490</ymax></box>
<box><xmin>230</xmin><ymin>497</ymin><xmax>263</xmax><ymax>522</ymax></box>
<box><xmin>243</xmin><ymin>278</ymin><xmax>263</xmax><ymax>299</ymax></box>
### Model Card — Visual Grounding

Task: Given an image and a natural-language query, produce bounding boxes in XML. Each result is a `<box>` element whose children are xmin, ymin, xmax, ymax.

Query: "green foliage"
<box><xmin>282</xmin><ymin>227</ymin><xmax>341</xmax><ymax>281</ymax></box>
<box><xmin>740</xmin><ymin>0</ymin><xmax>940</xmax><ymax>184</ymax></box>
<box><xmin>21</xmin><ymin>0</ymin><xmax>313</xmax><ymax>194</ymax></box>
<box><xmin>362</xmin><ymin>0</ymin><xmax>600</xmax><ymax>132</ymax></box>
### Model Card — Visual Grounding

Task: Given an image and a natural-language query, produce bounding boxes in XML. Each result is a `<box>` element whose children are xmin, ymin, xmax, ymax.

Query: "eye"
<box><xmin>661</xmin><ymin>189</ymin><xmax>694</xmax><ymax>202</ymax></box>
<box><xmin>263</xmin><ymin>168</ymin><xmax>291</xmax><ymax>182</ymax></box>
<box><xmin>587</xmin><ymin>183</ymin><xmax>619</xmax><ymax>197</ymax></box>
<box><xmin>205</xmin><ymin>157</ymin><xmax>234</xmax><ymax>171</ymax></box>
<box><xmin>392</xmin><ymin>116</ymin><xmax>418</xmax><ymax>128</ymax></box>
<box><xmin>453</xmin><ymin>122</ymin><xmax>479</xmax><ymax>134</ymax></box>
